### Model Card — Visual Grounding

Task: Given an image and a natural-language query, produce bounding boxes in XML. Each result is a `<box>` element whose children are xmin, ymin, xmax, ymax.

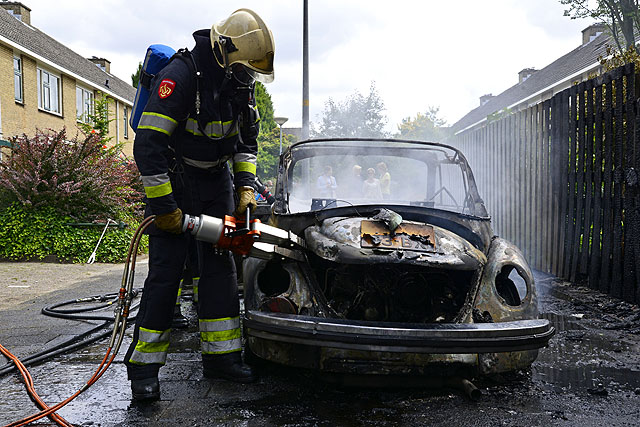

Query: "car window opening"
<box><xmin>285</xmin><ymin>140</ymin><xmax>481</xmax><ymax>217</ymax></box>
<box><xmin>257</xmin><ymin>261</ymin><xmax>291</xmax><ymax>297</ymax></box>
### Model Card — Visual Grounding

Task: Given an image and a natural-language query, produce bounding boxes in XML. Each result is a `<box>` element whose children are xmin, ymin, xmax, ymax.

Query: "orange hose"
<box><xmin>3</xmin><ymin>217</ymin><xmax>156</xmax><ymax>427</ymax></box>
<box><xmin>7</xmin><ymin>350</ymin><xmax>117</xmax><ymax>426</ymax></box>
<box><xmin>0</xmin><ymin>344</ymin><xmax>71</xmax><ymax>427</ymax></box>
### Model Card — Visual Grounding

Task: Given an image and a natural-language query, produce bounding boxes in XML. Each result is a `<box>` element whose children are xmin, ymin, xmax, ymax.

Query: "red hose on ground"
<box><xmin>2</xmin><ymin>216</ymin><xmax>155</xmax><ymax>427</ymax></box>
<box><xmin>0</xmin><ymin>344</ymin><xmax>72</xmax><ymax>427</ymax></box>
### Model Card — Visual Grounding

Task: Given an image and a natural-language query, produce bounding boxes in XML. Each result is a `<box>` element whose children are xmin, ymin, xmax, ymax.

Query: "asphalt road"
<box><xmin>1</xmin><ymin>261</ymin><xmax>639</xmax><ymax>426</ymax></box>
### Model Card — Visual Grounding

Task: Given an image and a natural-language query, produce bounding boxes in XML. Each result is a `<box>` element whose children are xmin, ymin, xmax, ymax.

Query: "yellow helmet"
<box><xmin>211</xmin><ymin>8</ymin><xmax>275</xmax><ymax>84</ymax></box>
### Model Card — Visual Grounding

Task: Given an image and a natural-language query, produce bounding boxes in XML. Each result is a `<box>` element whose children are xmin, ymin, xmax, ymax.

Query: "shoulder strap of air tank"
<box><xmin>173</xmin><ymin>48</ymin><xmax>202</xmax><ymax>116</ymax></box>
<box><xmin>164</xmin><ymin>49</ymin><xmax>198</xmax><ymax>177</ymax></box>
<box><xmin>174</xmin><ymin>48</ymin><xmax>236</xmax><ymax>142</ymax></box>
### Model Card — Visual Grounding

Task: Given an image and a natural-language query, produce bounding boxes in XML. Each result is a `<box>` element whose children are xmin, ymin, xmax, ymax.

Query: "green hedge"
<box><xmin>0</xmin><ymin>204</ymin><xmax>148</xmax><ymax>263</ymax></box>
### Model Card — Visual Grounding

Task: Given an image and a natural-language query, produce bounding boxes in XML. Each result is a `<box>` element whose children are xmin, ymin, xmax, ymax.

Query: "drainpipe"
<box><xmin>115</xmin><ymin>101</ymin><xmax>120</xmax><ymax>143</ymax></box>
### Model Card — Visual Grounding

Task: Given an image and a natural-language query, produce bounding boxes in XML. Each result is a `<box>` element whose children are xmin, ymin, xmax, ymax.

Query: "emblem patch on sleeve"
<box><xmin>158</xmin><ymin>79</ymin><xmax>176</xmax><ymax>99</ymax></box>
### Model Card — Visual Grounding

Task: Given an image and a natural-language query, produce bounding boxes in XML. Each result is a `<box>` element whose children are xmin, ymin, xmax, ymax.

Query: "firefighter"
<box><xmin>124</xmin><ymin>9</ymin><xmax>275</xmax><ymax>401</ymax></box>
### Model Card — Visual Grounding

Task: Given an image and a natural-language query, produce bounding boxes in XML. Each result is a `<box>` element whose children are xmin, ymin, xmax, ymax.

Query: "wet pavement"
<box><xmin>1</xmin><ymin>261</ymin><xmax>639</xmax><ymax>426</ymax></box>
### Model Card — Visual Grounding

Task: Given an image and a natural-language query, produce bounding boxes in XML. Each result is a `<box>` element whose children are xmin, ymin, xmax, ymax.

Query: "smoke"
<box><xmin>286</xmin><ymin>140</ymin><xmax>478</xmax><ymax>215</ymax></box>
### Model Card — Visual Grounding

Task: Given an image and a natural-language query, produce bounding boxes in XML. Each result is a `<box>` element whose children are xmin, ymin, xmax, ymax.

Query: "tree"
<box><xmin>561</xmin><ymin>0</ymin><xmax>640</xmax><ymax>53</ymax></box>
<box><xmin>77</xmin><ymin>92</ymin><xmax>114</xmax><ymax>144</ymax></box>
<box><xmin>397</xmin><ymin>106</ymin><xmax>448</xmax><ymax>142</ymax></box>
<box><xmin>132</xmin><ymin>62</ymin><xmax>142</xmax><ymax>88</ymax></box>
<box><xmin>253</xmin><ymin>81</ymin><xmax>285</xmax><ymax>180</ymax></box>
<box><xmin>314</xmin><ymin>82</ymin><xmax>388</xmax><ymax>138</ymax></box>
<box><xmin>257</xmin><ymin>127</ymin><xmax>296</xmax><ymax>181</ymax></box>
<box><xmin>0</xmin><ymin>129</ymin><xmax>143</xmax><ymax>219</ymax></box>
<box><xmin>255</xmin><ymin>82</ymin><xmax>276</xmax><ymax>132</ymax></box>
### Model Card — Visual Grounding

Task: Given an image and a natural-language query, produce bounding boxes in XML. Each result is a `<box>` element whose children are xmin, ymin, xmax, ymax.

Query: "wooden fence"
<box><xmin>449</xmin><ymin>64</ymin><xmax>640</xmax><ymax>304</ymax></box>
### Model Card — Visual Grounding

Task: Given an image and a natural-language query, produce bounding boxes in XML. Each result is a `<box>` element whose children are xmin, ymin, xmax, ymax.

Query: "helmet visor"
<box><xmin>246</xmin><ymin>67</ymin><xmax>274</xmax><ymax>84</ymax></box>
<box><xmin>247</xmin><ymin>51</ymin><xmax>274</xmax><ymax>83</ymax></box>
<box><xmin>231</xmin><ymin>64</ymin><xmax>255</xmax><ymax>85</ymax></box>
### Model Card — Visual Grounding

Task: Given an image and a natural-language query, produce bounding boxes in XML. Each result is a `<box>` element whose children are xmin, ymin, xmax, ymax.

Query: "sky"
<box><xmin>22</xmin><ymin>0</ymin><xmax>592</xmax><ymax>132</ymax></box>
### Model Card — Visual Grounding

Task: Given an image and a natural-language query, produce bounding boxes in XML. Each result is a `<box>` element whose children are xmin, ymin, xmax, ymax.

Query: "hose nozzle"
<box><xmin>182</xmin><ymin>214</ymin><xmax>225</xmax><ymax>245</ymax></box>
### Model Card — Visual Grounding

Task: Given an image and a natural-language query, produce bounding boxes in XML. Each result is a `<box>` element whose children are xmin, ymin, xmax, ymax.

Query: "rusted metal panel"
<box><xmin>304</xmin><ymin>217</ymin><xmax>487</xmax><ymax>270</ymax></box>
<box><xmin>472</xmin><ymin>237</ymin><xmax>538</xmax><ymax>323</ymax></box>
<box><xmin>361</xmin><ymin>220</ymin><xmax>436</xmax><ymax>252</ymax></box>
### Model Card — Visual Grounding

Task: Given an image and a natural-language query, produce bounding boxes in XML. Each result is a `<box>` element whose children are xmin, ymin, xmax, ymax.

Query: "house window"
<box><xmin>76</xmin><ymin>87</ymin><xmax>94</xmax><ymax>123</ymax></box>
<box><xmin>37</xmin><ymin>68</ymin><xmax>60</xmax><ymax>114</ymax></box>
<box><xmin>14</xmin><ymin>57</ymin><xmax>23</xmax><ymax>103</ymax></box>
<box><xmin>123</xmin><ymin>106</ymin><xmax>129</xmax><ymax>139</ymax></box>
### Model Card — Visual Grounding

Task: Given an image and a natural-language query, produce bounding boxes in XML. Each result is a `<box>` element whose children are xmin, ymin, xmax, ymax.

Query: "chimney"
<box><xmin>582</xmin><ymin>23</ymin><xmax>607</xmax><ymax>45</ymax></box>
<box><xmin>518</xmin><ymin>68</ymin><xmax>537</xmax><ymax>83</ymax></box>
<box><xmin>1</xmin><ymin>2</ymin><xmax>31</xmax><ymax>25</ymax></box>
<box><xmin>479</xmin><ymin>94</ymin><xmax>494</xmax><ymax>106</ymax></box>
<box><xmin>89</xmin><ymin>56</ymin><xmax>111</xmax><ymax>74</ymax></box>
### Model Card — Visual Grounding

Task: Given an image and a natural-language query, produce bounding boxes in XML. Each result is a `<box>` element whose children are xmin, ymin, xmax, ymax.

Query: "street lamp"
<box><xmin>274</xmin><ymin>116</ymin><xmax>288</xmax><ymax>155</ymax></box>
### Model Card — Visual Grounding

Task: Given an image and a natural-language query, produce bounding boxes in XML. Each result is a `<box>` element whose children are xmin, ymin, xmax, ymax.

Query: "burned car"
<box><xmin>243</xmin><ymin>138</ymin><xmax>554</xmax><ymax>380</ymax></box>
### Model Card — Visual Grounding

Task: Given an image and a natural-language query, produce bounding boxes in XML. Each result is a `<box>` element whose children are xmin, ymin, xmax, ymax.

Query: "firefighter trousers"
<box><xmin>125</xmin><ymin>165</ymin><xmax>241</xmax><ymax>380</ymax></box>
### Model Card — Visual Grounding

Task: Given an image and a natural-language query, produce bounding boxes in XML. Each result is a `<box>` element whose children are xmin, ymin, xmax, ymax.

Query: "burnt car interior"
<box><xmin>308</xmin><ymin>258</ymin><xmax>476</xmax><ymax>323</ymax></box>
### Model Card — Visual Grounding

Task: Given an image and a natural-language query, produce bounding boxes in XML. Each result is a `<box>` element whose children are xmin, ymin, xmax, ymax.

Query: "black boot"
<box><xmin>131</xmin><ymin>377</ymin><xmax>160</xmax><ymax>401</ymax></box>
<box><xmin>203</xmin><ymin>352</ymin><xmax>257</xmax><ymax>383</ymax></box>
<box><xmin>172</xmin><ymin>305</ymin><xmax>189</xmax><ymax>329</ymax></box>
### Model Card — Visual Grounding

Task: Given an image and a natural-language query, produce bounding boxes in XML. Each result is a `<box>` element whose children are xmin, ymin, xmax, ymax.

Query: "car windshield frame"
<box><xmin>279</xmin><ymin>138</ymin><xmax>487</xmax><ymax>218</ymax></box>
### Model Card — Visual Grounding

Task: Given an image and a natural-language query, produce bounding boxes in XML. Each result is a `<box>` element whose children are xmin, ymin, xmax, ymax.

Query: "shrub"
<box><xmin>0</xmin><ymin>203</ymin><xmax>148</xmax><ymax>263</ymax></box>
<box><xmin>0</xmin><ymin>128</ymin><xmax>144</xmax><ymax>220</ymax></box>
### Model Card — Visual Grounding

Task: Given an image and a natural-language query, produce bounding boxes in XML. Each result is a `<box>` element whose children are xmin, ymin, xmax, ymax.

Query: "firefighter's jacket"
<box><xmin>134</xmin><ymin>29</ymin><xmax>260</xmax><ymax>215</ymax></box>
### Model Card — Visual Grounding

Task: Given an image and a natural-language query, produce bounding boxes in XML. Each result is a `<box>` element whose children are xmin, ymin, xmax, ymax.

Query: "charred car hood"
<box><xmin>304</xmin><ymin>217</ymin><xmax>487</xmax><ymax>270</ymax></box>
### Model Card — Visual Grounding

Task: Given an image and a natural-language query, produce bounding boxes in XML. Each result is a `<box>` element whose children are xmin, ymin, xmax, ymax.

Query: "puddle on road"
<box><xmin>534</xmin><ymin>312</ymin><xmax>640</xmax><ymax>394</ymax></box>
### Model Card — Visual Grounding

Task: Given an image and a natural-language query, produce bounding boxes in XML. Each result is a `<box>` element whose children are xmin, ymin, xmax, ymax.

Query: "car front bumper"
<box><xmin>244</xmin><ymin>311</ymin><xmax>555</xmax><ymax>354</ymax></box>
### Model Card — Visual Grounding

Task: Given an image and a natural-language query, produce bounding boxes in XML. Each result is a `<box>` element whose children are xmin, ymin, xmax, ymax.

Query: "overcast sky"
<box><xmin>23</xmin><ymin>0</ymin><xmax>591</xmax><ymax>131</ymax></box>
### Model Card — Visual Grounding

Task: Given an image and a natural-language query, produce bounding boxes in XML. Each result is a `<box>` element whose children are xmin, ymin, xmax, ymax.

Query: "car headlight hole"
<box><xmin>495</xmin><ymin>265</ymin><xmax>528</xmax><ymax>306</ymax></box>
<box><xmin>257</xmin><ymin>261</ymin><xmax>291</xmax><ymax>297</ymax></box>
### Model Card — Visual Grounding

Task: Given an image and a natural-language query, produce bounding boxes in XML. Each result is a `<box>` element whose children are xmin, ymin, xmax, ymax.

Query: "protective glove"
<box><xmin>233</xmin><ymin>186</ymin><xmax>258</xmax><ymax>218</ymax></box>
<box><xmin>154</xmin><ymin>208</ymin><xmax>183</xmax><ymax>234</ymax></box>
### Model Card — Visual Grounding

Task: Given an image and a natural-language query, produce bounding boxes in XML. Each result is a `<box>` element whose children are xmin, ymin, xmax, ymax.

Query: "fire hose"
<box><xmin>2</xmin><ymin>215</ymin><xmax>153</xmax><ymax>427</ymax></box>
<box><xmin>2</xmin><ymin>211</ymin><xmax>304</xmax><ymax>426</ymax></box>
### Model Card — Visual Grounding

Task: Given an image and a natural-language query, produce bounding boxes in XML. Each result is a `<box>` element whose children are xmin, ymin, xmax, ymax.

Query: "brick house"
<box><xmin>450</xmin><ymin>24</ymin><xmax>610</xmax><ymax>135</ymax></box>
<box><xmin>0</xmin><ymin>2</ymin><xmax>135</xmax><ymax>158</ymax></box>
